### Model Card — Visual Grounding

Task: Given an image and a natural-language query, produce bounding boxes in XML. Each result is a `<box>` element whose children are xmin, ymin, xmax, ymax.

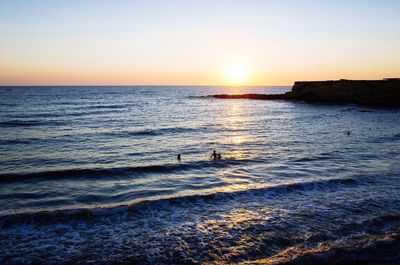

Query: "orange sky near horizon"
<box><xmin>2</xmin><ymin>64</ymin><xmax>398</xmax><ymax>86</ymax></box>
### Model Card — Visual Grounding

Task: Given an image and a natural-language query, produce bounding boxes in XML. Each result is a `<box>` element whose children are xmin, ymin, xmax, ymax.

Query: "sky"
<box><xmin>0</xmin><ymin>0</ymin><xmax>399</xmax><ymax>86</ymax></box>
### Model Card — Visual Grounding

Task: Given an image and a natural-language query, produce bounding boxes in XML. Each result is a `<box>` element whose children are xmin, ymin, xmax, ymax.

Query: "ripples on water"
<box><xmin>0</xmin><ymin>86</ymin><xmax>400</xmax><ymax>264</ymax></box>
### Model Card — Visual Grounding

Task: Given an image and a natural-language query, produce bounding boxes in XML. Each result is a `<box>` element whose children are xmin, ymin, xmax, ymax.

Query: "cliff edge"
<box><xmin>287</xmin><ymin>79</ymin><xmax>400</xmax><ymax>106</ymax></box>
<box><xmin>209</xmin><ymin>79</ymin><xmax>400</xmax><ymax>106</ymax></box>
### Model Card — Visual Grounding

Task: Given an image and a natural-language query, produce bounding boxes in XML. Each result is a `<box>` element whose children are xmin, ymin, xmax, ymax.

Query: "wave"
<box><xmin>358</xmin><ymin>109</ymin><xmax>377</xmax><ymax>113</ymax></box>
<box><xmin>242</xmin><ymin>230</ymin><xmax>400</xmax><ymax>265</ymax></box>
<box><xmin>339</xmin><ymin>107</ymin><xmax>354</xmax><ymax>112</ymax></box>
<box><xmin>0</xmin><ymin>119</ymin><xmax>66</xmax><ymax>127</ymax></box>
<box><xmin>0</xmin><ymin>139</ymin><xmax>33</xmax><ymax>145</ymax></box>
<box><xmin>0</xmin><ymin>159</ymin><xmax>249</xmax><ymax>183</ymax></box>
<box><xmin>75</xmin><ymin>104</ymin><xmax>128</xmax><ymax>110</ymax></box>
<box><xmin>4</xmin><ymin>113</ymin><xmax>61</xmax><ymax>119</ymax></box>
<box><xmin>101</xmin><ymin>125</ymin><xmax>253</xmax><ymax>137</ymax></box>
<box><xmin>103</xmin><ymin>127</ymin><xmax>200</xmax><ymax>137</ymax></box>
<box><xmin>371</xmin><ymin>133</ymin><xmax>400</xmax><ymax>144</ymax></box>
<box><xmin>0</xmin><ymin>126</ymin><xmax>202</xmax><ymax>146</ymax></box>
<box><xmin>62</xmin><ymin>109</ymin><xmax>127</xmax><ymax>117</ymax></box>
<box><xmin>3</xmin><ymin>108</ymin><xmax>128</xmax><ymax>120</ymax></box>
<box><xmin>0</xmin><ymin>176</ymin><xmax>358</xmax><ymax>227</ymax></box>
<box><xmin>291</xmin><ymin>154</ymin><xmax>336</xmax><ymax>163</ymax></box>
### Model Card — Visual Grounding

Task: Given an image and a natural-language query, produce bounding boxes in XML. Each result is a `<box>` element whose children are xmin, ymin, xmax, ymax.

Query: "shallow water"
<box><xmin>0</xmin><ymin>86</ymin><xmax>399</xmax><ymax>264</ymax></box>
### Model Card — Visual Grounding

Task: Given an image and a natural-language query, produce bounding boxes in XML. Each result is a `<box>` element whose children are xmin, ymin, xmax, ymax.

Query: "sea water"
<box><xmin>0</xmin><ymin>86</ymin><xmax>399</xmax><ymax>264</ymax></box>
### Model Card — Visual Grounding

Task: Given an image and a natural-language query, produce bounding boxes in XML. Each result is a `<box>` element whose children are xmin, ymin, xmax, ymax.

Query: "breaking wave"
<box><xmin>0</xmin><ymin>176</ymin><xmax>358</xmax><ymax>227</ymax></box>
<box><xmin>0</xmin><ymin>159</ymin><xmax>250</xmax><ymax>183</ymax></box>
<box><xmin>243</xmin><ymin>230</ymin><xmax>400</xmax><ymax>265</ymax></box>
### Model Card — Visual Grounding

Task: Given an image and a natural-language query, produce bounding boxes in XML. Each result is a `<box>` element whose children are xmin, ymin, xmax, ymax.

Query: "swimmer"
<box><xmin>210</xmin><ymin>150</ymin><xmax>217</xmax><ymax>160</ymax></box>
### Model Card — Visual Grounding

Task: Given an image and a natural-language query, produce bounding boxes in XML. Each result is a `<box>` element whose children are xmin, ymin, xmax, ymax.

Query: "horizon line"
<box><xmin>0</xmin><ymin>84</ymin><xmax>293</xmax><ymax>87</ymax></box>
<box><xmin>1</xmin><ymin>78</ymin><xmax>396</xmax><ymax>87</ymax></box>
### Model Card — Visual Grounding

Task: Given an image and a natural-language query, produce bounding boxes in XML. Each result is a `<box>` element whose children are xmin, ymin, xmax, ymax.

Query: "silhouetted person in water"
<box><xmin>210</xmin><ymin>150</ymin><xmax>217</xmax><ymax>160</ymax></box>
<box><xmin>211</xmin><ymin>150</ymin><xmax>222</xmax><ymax>160</ymax></box>
<box><xmin>347</xmin><ymin>131</ymin><xmax>351</xmax><ymax>136</ymax></box>
<box><xmin>177</xmin><ymin>154</ymin><xmax>181</xmax><ymax>161</ymax></box>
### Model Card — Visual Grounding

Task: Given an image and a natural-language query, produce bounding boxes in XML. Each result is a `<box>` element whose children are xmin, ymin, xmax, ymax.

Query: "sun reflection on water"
<box><xmin>219</xmin><ymin>101</ymin><xmax>252</xmax><ymax>160</ymax></box>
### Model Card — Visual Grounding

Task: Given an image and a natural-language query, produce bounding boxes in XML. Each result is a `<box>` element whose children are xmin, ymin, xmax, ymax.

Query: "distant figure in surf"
<box><xmin>210</xmin><ymin>150</ymin><xmax>222</xmax><ymax>160</ymax></box>
<box><xmin>210</xmin><ymin>150</ymin><xmax>217</xmax><ymax>160</ymax></box>
<box><xmin>177</xmin><ymin>154</ymin><xmax>181</xmax><ymax>161</ymax></box>
<box><xmin>347</xmin><ymin>131</ymin><xmax>351</xmax><ymax>136</ymax></box>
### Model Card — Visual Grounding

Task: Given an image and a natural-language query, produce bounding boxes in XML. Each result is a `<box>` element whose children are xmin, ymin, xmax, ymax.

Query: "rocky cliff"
<box><xmin>209</xmin><ymin>79</ymin><xmax>400</xmax><ymax>106</ymax></box>
<box><xmin>287</xmin><ymin>79</ymin><xmax>400</xmax><ymax>106</ymax></box>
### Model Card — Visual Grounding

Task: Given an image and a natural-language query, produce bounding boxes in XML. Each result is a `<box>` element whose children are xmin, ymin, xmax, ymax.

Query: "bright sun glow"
<box><xmin>224</xmin><ymin>64</ymin><xmax>249</xmax><ymax>85</ymax></box>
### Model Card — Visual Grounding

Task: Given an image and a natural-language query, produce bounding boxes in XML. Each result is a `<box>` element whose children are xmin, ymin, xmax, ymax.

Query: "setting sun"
<box><xmin>224</xmin><ymin>64</ymin><xmax>249</xmax><ymax>85</ymax></box>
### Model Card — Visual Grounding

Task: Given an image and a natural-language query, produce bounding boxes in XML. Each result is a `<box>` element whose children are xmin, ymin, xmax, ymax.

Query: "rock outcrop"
<box><xmin>209</xmin><ymin>93</ymin><xmax>292</xmax><ymax>100</ymax></box>
<box><xmin>209</xmin><ymin>79</ymin><xmax>400</xmax><ymax>106</ymax></box>
<box><xmin>288</xmin><ymin>79</ymin><xmax>400</xmax><ymax>105</ymax></box>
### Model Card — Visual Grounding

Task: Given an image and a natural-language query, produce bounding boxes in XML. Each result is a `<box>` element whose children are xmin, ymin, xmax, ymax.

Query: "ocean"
<box><xmin>0</xmin><ymin>86</ymin><xmax>399</xmax><ymax>264</ymax></box>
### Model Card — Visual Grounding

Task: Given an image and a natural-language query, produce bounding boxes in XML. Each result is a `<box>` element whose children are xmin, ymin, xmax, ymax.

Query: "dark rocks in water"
<box><xmin>209</xmin><ymin>79</ymin><xmax>400</xmax><ymax>106</ymax></box>
<box><xmin>289</xmin><ymin>79</ymin><xmax>400</xmax><ymax>106</ymax></box>
<box><xmin>209</xmin><ymin>93</ymin><xmax>293</xmax><ymax>100</ymax></box>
